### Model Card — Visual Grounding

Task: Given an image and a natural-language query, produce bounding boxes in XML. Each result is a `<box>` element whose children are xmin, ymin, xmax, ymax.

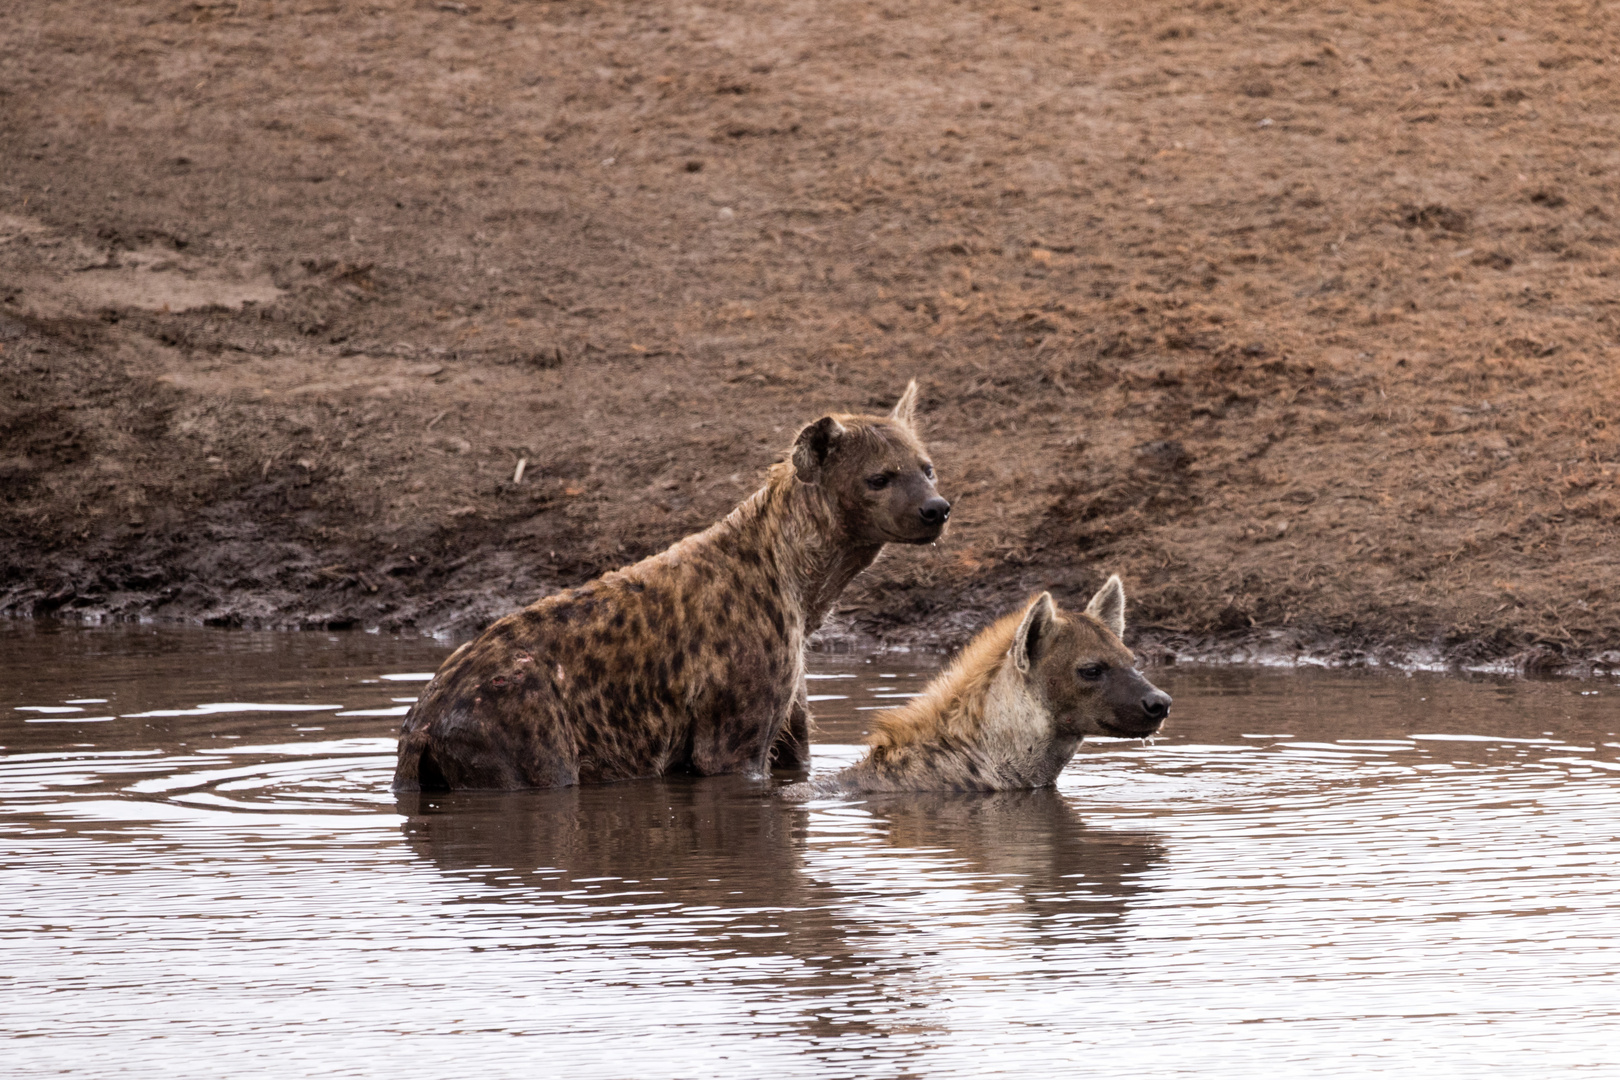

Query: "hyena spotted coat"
<box><xmin>393</xmin><ymin>383</ymin><xmax>949</xmax><ymax>791</ymax></box>
<box><xmin>784</xmin><ymin>576</ymin><xmax>1171</xmax><ymax>796</ymax></box>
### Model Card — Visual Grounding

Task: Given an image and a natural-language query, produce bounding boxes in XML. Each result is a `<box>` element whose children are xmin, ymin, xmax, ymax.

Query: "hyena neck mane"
<box><xmin>665</xmin><ymin>460</ymin><xmax>883</xmax><ymax>632</ymax></box>
<box><xmin>868</xmin><ymin>616</ymin><xmax>1018</xmax><ymax>752</ymax></box>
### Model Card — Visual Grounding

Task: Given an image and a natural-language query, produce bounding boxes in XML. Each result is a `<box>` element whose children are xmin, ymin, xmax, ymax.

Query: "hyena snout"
<box><xmin>918</xmin><ymin>495</ymin><xmax>951</xmax><ymax>527</ymax></box>
<box><xmin>1102</xmin><ymin>672</ymin><xmax>1171</xmax><ymax>738</ymax></box>
<box><xmin>1141</xmin><ymin>688</ymin><xmax>1171</xmax><ymax>724</ymax></box>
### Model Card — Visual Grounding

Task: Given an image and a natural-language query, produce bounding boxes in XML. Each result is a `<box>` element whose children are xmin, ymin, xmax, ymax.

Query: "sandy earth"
<box><xmin>2</xmin><ymin>0</ymin><xmax>1618</xmax><ymax>670</ymax></box>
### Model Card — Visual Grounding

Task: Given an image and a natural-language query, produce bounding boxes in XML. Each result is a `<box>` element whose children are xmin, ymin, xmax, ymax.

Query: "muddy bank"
<box><xmin>3</xmin><ymin>0</ymin><xmax>1618</xmax><ymax>672</ymax></box>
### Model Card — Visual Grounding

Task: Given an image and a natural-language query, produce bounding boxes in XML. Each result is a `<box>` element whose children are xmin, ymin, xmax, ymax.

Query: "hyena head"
<box><xmin>1010</xmin><ymin>575</ymin><xmax>1171</xmax><ymax>740</ymax></box>
<box><xmin>791</xmin><ymin>380</ymin><xmax>950</xmax><ymax>545</ymax></box>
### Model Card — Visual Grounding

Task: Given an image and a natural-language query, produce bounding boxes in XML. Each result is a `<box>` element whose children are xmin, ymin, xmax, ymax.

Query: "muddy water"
<box><xmin>4</xmin><ymin>622</ymin><xmax>1620</xmax><ymax>1078</ymax></box>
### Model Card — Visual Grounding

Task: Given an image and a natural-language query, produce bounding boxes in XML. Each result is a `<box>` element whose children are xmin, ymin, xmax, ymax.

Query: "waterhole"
<box><xmin>3</xmin><ymin>621</ymin><xmax>1619</xmax><ymax>1077</ymax></box>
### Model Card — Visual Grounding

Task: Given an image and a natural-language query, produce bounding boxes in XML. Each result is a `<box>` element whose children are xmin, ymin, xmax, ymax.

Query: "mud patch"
<box><xmin>2</xmin><ymin>215</ymin><xmax>281</xmax><ymax>315</ymax></box>
<box><xmin>63</xmin><ymin>251</ymin><xmax>282</xmax><ymax>314</ymax></box>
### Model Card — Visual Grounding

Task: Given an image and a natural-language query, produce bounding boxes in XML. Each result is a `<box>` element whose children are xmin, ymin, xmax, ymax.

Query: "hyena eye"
<box><xmin>921</xmin><ymin>463</ymin><xmax>935</xmax><ymax>481</ymax></box>
<box><xmin>1077</xmin><ymin>663</ymin><xmax>1108</xmax><ymax>682</ymax></box>
<box><xmin>866</xmin><ymin>473</ymin><xmax>892</xmax><ymax>490</ymax></box>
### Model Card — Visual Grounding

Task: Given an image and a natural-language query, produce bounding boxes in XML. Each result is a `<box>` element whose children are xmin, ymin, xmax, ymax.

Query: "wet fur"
<box><xmin>783</xmin><ymin>577</ymin><xmax>1170</xmax><ymax>796</ymax></box>
<box><xmin>393</xmin><ymin>386</ymin><xmax>946</xmax><ymax>791</ymax></box>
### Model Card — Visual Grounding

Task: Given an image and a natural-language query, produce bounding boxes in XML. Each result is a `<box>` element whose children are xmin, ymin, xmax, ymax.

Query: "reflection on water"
<box><xmin>4</xmin><ymin>621</ymin><xmax>1620</xmax><ymax>1077</ymax></box>
<box><xmin>399</xmin><ymin>782</ymin><xmax>1166</xmax><ymax>1056</ymax></box>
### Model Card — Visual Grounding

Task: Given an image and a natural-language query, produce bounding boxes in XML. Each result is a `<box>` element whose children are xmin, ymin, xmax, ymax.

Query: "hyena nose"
<box><xmin>919</xmin><ymin>497</ymin><xmax>951</xmax><ymax>526</ymax></box>
<box><xmin>1141</xmin><ymin>691</ymin><xmax>1171</xmax><ymax>723</ymax></box>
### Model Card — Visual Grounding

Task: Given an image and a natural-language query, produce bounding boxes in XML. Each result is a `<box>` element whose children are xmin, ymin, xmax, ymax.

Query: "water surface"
<box><xmin>3</xmin><ymin>621</ymin><xmax>1620</xmax><ymax>1077</ymax></box>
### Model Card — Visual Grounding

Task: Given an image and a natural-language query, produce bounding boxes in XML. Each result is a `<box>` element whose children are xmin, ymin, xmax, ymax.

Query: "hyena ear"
<box><xmin>1012</xmin><ymin>592</ymin><xmax>1059</xmax><ymax>674</ymax></box>
<box><xmin>1085</xmin><ymin>574</ymin><xmax>1127</xmax><ymax>639</ymax></box>
<box><xmin>888</xmin><ymin>380</ymin><xmax>920</xmax><ymax>428</ymax></box>
<box><xmin>792</xmin><ymin>415</ymin><xmax>848</xmax><ymax>484</ymax></box>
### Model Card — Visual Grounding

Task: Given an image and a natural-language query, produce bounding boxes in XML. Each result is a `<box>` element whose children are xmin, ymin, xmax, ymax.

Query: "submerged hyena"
<box><xmin>784</xmin><ymin>575</ymin><xmax>1170</xmax><ymax>795</ymax></box>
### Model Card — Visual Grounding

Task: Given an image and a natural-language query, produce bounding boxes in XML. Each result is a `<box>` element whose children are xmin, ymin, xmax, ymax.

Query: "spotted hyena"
<box><xmin>783</xmin><ymin>575</ymin><xmax>1170</xmax><ymax>796</ymax></box>
<box><xmin>393</xmin><ymin>383</ymin><xmax>950</xmax><ymax>791</ymax></box>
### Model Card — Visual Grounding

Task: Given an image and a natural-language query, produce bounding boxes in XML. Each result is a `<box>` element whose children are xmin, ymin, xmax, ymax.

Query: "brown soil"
<box><xmin>3</xmin><ymin>0</ymin><xmax>1619</xmax><ymax>671</ymax></box>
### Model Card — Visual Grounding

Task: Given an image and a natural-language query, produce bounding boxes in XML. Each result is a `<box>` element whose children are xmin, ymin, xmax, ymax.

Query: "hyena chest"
<box><xmin>972</xmin><ymin>704</ymin><xmax>1078</xmax><ymax>789</ymax></box>
<box><xmin>983</xmin><ymin>736</ymin><xmax>1080</xmax><ymax>789</ymax></box>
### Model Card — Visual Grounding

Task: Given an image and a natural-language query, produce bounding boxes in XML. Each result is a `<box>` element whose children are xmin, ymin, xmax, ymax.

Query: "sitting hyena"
<box><xmin>783</xmin><ymin>575</ymin><xmax>1170</xmax><ymax>796</ymax></box>
<box><xmin>393</xmin><ymin>383</ymin><xmax>950</xmax><ymax>791</ymax></box>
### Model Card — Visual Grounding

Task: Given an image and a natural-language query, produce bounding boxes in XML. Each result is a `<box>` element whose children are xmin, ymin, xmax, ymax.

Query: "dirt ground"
<box><xmin>3</xmin><ymin>0</ymin><xmax>1619</xmax><ymax>670</ymax></box>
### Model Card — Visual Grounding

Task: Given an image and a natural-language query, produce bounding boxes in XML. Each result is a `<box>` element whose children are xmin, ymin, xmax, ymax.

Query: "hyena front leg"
<box><xmin>769</xmin><ymin>678</ymin><xmax>812</xmax><ymax>770</ymax></box>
